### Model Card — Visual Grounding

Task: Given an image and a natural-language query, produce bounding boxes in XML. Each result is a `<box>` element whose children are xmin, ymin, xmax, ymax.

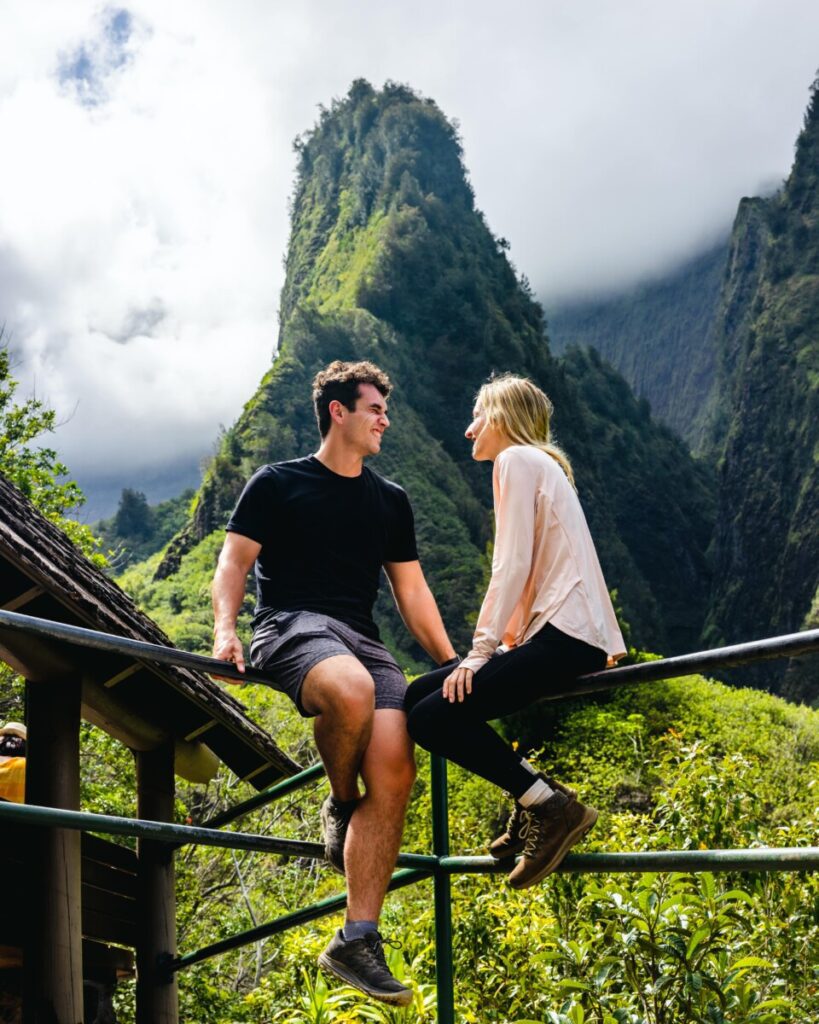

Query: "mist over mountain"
<box><xmin>547</xmin><ymin>241</ymin><xmax>729</xmax><ymax>451</ymax></box>
<box><xmin>544</xmin><ymin>75</ymin><xmax>819</xmax><ymax>700</ymax></box>
<box><xmin>120</xmin><ymin>80</ymin><xmax>714</xmax><ymax>667</ymax></box>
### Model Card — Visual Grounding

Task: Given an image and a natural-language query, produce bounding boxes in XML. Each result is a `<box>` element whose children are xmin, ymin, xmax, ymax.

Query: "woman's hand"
<box><xmin>442</xmin><ymin>666</ymin><xmax>474</xmax><ymax>702</ymax></box>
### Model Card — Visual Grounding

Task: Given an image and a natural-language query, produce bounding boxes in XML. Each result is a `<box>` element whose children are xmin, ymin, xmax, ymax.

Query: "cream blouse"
<box><xmin>461</xmin><ymin>445</ymin><xmax>626</xmax><ymax>674</ymax></box>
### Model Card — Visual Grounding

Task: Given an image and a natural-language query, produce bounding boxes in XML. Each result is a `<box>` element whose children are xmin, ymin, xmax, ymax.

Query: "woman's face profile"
<box><xmin>465</xmin><ymin>404</ymin><xmax>506</xmax><ymax>461</ymax></box>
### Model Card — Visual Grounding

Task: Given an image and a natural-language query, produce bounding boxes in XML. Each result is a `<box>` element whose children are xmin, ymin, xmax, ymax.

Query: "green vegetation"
<box><xmin>0</xmin><ymin>342</ymin><xmax>103</xmax><ymax>723</ymax></box>
<box><xmin>95</xmin><ymin>486</ymin><xmax>196</xmax><ymax>570</ymax></box>
<box><xmin>0</xmin><ymin>341</ymin><xmax>101</xmax><ymax>563</ymax></box>
<box><xmin>96</xmin><ymin>672</ymin><xmax>817</xmax><ymax>1023</ymax></box>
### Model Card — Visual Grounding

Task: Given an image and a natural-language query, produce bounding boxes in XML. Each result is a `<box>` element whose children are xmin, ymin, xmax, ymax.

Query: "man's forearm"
<box><xmin>212</xmin><ymin>561</ymin><xmax>248</xmax><ymax>637</ymax></box>
<box><xmin>396</xmin><ymin>585</ymin><xmax>457</xmax><ymax>664</ymax></box>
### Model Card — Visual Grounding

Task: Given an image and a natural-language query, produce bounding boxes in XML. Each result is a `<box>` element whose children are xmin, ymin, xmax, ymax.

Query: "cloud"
<box><xmin>1</xmin><ymin>0</ymin><xmax>818</xmax><ymax>510</ymax></box>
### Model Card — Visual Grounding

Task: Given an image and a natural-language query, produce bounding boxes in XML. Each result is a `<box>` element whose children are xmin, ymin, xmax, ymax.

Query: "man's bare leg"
<box><xmin>345</xmin><ymin>709</ymin><xmax>415</xmax><ymax>922</ymax></box>
<box><xmin>301</xmin><ymin>655</ymin><xmax>375</xmax><ymax>802</ymax></box>
<box><xmin>313</xmin><ymin>698</ymin><xmax>416</xmax><ymax>1007</ymax></box>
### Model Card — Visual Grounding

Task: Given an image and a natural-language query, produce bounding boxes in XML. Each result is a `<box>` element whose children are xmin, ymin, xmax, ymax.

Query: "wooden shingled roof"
<box><xmin>0</xmin><ymin>472</ymin><xmax>300</xmax><ymax>790</ymax></box>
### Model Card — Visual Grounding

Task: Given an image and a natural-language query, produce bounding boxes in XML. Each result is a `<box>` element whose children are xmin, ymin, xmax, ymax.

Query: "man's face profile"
<box><xmin>331</xmin><ymin>382</ymin><xmax>390</xmax><ymax>456</ymax></box>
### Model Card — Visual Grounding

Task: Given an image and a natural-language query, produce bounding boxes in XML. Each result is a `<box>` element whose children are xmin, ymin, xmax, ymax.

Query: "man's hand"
<box><xmin>442</xmin><ymin>665</ymin><xmax>474</xmax><ymax>703</ymax></box>
<box><xmin>211</xmin><ymin>532</ymin><xmax>260</xmax><ymax>685</ymax></box>
<box><xmin>212</xmin><ymin>630</ymin><xmax>246</xmax><ymax>684</ymax></box>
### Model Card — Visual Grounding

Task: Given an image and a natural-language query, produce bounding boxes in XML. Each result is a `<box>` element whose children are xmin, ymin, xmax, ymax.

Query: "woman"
<box><xmin>405</xmin><ymin>375</ymin><xmax>625</xmax><ymax>889</ymax></box>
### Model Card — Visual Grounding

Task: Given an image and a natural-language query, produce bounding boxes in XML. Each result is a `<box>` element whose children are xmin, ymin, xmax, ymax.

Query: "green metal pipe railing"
<box><xmin>201</xmin><ymin>762</ymin><xmax>326</xmax><ymax>830</ymax></box>
<box><xmin>5</xmin><ymin>795</ymin><xmax>818</xmax><ymax>991</ymax></box>
<box><xmin>431</xmin><ymin>755</ymin><xmax>455</xmax><ymax>1023</ymax></box>
<box><xmin>568</xmin><ymin>627</ymin><xmax>819</xmax><ymax>695</ymax></box>
<box><xmin>168</xmin><ymin>867</ymin><xmax>432</xmax><ymax>972</ymax></box>
<box><xmin>4</xmin><ymin>606</ymin><xmax>818</xmax><ymax>839</ymax></box>
<box><xmin>437</xmin><ymin>847</ymin><xmax>819</xmax><ymax>873</ymax></box>
<box><xmin>0</xmin><ymin>800</ymin><xmax>436</xmax><ymax>869</ymax></box>
<box><xmin>0</xmin><ymin>609</ymin><xmax>267</xmax><ymax>686</ymax></box>
<box><xmin>5</xmin><ymin>798</ymin><xmax>817</xmax><ymax>877</ymax></box>
<box><xmin>1</xmin><ymin>608</ymin><xmax>816</xmax><ymax>700</ymax></box>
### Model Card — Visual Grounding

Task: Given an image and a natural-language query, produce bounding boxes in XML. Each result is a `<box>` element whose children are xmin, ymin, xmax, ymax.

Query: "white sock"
<box><xmin>518</xmin><ymin>776</ymin><xmax>554</xmax><ymax>807</ymax></box>
<box><xmin>520</xmin><ymin>758</ymin><xmax>539</xmax><ymax>776</ymax></box>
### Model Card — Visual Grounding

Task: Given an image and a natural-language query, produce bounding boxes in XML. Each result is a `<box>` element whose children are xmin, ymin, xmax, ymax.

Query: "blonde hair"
<box><xmin>477</xmin><ymin>374</ymin><xmax>575</xmax><ymax>487</ymax></box>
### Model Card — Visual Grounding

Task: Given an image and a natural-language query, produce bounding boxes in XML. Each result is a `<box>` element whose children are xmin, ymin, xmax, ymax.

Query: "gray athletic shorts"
<box><xmin>249</xmin><ymin>610</ymin><xmax>408</xmax><ymax>718</ymax></box>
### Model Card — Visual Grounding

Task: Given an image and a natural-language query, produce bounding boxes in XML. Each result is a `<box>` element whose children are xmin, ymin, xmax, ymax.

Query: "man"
<box><xmin>211</xmin><ymin>360</ymin><xmax>456</xmax><ymax>1006</ymax></box>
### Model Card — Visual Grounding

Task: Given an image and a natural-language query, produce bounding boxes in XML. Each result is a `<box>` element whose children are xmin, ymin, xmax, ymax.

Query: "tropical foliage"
<box><xmin>99</xmin><ymin>671</ymin><xmax>818</xmax><ymax>1024</ymax></box>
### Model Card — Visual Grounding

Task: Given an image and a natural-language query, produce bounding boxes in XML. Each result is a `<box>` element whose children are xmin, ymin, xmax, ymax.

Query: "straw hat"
<box><xmin>0</xmin><ymin>721</ymin><xmax>26</xmax><ymax>739</ymax></box>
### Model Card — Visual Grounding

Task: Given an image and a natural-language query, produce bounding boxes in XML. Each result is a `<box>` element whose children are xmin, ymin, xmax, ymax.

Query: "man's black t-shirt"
<box><xmin>226</xmin><ymin>456</ymin><xmax>418</xmax><ymax>640</ymax></box>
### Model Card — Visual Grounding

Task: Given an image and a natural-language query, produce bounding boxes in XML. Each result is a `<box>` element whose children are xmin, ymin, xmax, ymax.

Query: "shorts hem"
<box><xmin>374</xmin><ymin>698</ymin><xmax>408</xmax><ymax>713</ymax></box>
<box><xmin>291</xmin><ymin>650</ymin><xmax>345</xmax><ymax>718</ymax></box>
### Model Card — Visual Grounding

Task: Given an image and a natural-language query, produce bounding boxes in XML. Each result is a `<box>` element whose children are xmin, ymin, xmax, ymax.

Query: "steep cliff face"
<box><xmin>144</xmin><ymin>81</ymin><xmax>713</xmax><ymax>664</ymax></box>
<box><xmin>704</xmin><ymin>79</ymin><xmax>819</xmax><ymax>699</ymax></box>
<box><xmin>548</xmin><ymin>242</ymin><xmax>729</xmax><ymax>451</ymax></box>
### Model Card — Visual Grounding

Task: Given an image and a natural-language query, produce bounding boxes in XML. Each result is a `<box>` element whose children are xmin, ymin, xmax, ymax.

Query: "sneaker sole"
<box><xmin>509</xmin><ymin>807</ymin><xmax>599</xmax><ymax>890</ymax></box>
<box><xmin>317</xmin><ymin>952</ymin><xmax>413</xmax><ymax>1007</ymax></box>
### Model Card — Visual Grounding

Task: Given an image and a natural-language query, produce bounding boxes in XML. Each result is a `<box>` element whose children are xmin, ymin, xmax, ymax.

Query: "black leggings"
<box><xmin>405</xmin><ymin>624</ymin><xmax>606</xmax><ymax>799</ymax></box>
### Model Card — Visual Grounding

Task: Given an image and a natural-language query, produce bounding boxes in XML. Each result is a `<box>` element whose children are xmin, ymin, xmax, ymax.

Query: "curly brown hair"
<box><xmin>312</xmin><ymin>360</ymin><xmax>392</xmax><ymax>438</ymax></box>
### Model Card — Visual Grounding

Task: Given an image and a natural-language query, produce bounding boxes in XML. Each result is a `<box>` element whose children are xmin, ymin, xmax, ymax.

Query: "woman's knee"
<box><xmin>406</xmin><ymin>697</ymin><xmax>453</xmax><ymax>748</ymax></box>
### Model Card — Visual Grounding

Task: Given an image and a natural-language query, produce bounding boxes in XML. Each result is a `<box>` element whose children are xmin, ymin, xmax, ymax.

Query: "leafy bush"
<box><xmin>104</xmin><ymin>675</ymin><xmax>818</xmax><ymax>1022</ymax></box>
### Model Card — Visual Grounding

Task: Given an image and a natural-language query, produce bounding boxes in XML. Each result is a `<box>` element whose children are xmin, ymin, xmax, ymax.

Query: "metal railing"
<box><xmin>1</xmin><ymin>608</ymin><xmax>818</xmax><ymax>1023</ymax></box>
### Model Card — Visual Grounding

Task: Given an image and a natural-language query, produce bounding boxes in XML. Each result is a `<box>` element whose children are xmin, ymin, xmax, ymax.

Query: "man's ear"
<box><xmin>327</xmin><ymin>399</ymin><xmax>346</xmax><ymax>427</ymax></box>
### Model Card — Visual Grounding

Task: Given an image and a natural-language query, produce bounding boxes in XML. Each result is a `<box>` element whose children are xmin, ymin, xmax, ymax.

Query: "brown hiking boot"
<box><xmin>489</xmin><ymin>800</ymin><xmax>527</xmax><ymax>859</ymax></box>
<box><xmin>508</xmin><ymin>788</ymin><xmax>598</xmax><ymax>890</ymax></box>
<box><xmin>489</xmin><ymin>777</ymin><xmax>577</xmax><ymax>860</ymax></box>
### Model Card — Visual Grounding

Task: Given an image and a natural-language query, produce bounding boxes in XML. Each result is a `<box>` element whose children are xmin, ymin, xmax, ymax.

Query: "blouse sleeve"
<box><xmin>460</xmin><ymin>449</ymin><xmax>538</xmax><ymax>674</ymax></box>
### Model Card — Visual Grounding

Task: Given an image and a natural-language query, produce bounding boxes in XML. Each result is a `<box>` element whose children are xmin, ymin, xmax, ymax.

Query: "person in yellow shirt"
<box><xmin>0</xmin><ymin>721</ymin><xmax>26</xmax><ymax>803</ymax></box>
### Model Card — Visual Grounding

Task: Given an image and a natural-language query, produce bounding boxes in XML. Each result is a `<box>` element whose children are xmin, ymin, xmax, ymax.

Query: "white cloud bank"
<box><xmin>1</xmin><ymin>0</ymin><xmax>818</xmax><ymax>509</ymax></box>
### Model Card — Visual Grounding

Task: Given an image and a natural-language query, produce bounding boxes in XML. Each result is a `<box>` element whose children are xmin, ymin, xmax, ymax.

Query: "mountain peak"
<box><xmin>140</xmin><ymin>81</ymin><xmax>713</xmax><ymax>665</ymax></box>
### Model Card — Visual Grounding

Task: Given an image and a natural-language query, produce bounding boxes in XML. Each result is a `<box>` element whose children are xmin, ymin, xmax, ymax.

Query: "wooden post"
<box><xmin>136</xmin><ymin>740</ymin><xmax>178</xmax><ymax>1024</ymax></box>
<box><xmin>23</xmin><ymin>676</ymin><xmax>84</xmax><ymax>1024</ymax></box>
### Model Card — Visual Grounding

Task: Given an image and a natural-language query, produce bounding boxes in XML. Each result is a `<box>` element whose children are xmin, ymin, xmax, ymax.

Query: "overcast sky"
<box><xmin>2</xmin><ymin>0</ymin><xmax>818</xmax><ymax>516</ymax></box>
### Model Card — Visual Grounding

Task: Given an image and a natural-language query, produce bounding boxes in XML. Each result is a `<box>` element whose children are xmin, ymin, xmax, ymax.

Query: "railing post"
<box><xmin>430</xmin><ymin>755</ymin><xmax>454</xmax><ymax>1024</ymax></box>
<box><xmin>23</xmin><ymin>675</ymin><xmax>84</xmax><ymax>1024</ymax></box>
<box><xmin>136</xmin><ymin>739</ymin><xmax>178</xmax><ymax>1024</ymax></box>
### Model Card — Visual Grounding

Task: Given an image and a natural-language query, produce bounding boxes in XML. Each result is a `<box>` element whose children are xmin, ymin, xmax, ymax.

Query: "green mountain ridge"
<box><xmin>547</xmin><ymin>240</ymin><xmax>729</xmax><ymax>451</ymax></box>
<box><xmin>545</xmin><ymin>75</ymin><xmax>819</xmax><ymax>701</ymax></box>
<box><xmin>125</xmin><ymin>79</ymin><xmax>714</xmax><ymax>668</ymax></box>
<box><xmin>704</xmin><ymin>79</ymin><xmax>819</xmax><ymax>700</ymax></box>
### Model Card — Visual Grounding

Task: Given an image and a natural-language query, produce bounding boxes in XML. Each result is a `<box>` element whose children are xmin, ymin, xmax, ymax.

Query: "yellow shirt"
<box><xmin>0</xmin><ymin>756</ymin><xmax>26</xmax><ymax>804</ymax></box>
<box><xmin>462</xmin><ymin>445</ymin><xmax>627</xmax><ymax>674</ymax></box>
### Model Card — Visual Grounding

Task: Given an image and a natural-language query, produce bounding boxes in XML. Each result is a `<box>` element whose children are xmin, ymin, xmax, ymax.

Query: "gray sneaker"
<box><xmin>320</xmin><ymin>795</ymin><xmax>358</xmax><ymax>874</ymax></box>
<box><xmin>318</xmin><ymin>929</ymin><xmax>413</xmax><ymax>1007</ymax></box>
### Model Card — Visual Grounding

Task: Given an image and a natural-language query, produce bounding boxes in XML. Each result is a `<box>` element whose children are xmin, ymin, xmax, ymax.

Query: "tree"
<box><xmin>0</xmin><ymin>339</ymin><xmax>102</xmax><ymax>560</ymax></box>
<box><xmin>113</xmin><ymin>488</ymin><xmax>153</xmax><ymax>541</ymax></box>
